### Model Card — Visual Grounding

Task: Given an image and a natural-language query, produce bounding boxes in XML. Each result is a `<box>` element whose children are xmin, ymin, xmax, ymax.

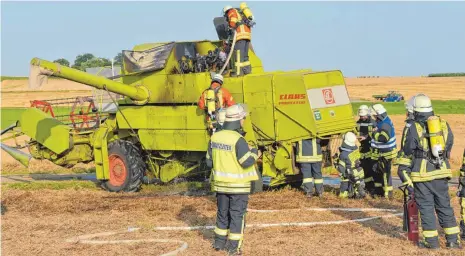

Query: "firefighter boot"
<box><xmin>417</xmin><ymin>241</ymin><xmax>440</xmax><ymax>250</ymax></box>
<box><xmin>212</xmin><ymin>235</ymin><xmax>227</xmax><ymax>251</ymax></box>
<box><xmin>226</xmin><ymin>241</ymin><xmax>242</xmax><ymax>256</ymax></box>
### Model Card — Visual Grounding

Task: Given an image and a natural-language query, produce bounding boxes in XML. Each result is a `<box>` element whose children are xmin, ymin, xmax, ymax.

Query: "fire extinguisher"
<box><xmin>400</xmin><ymin>184</ymin><xmax>419</xmax><ymax>243</ymax></box>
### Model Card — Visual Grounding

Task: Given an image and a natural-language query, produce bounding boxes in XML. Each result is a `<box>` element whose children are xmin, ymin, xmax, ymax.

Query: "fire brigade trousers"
<box><xmin>233</xmin><ymin>40</ymin><xmax>251</xmax><ymax>76</ymax></box>
<box><xmin>214</xmin><ymin>193</ymin><xmax>249</xmax><ymax>252</ymax></box>
<box><xmin>373</xmin><ymin>159</ymin><xmax>393</xmax><ymax>198</ymax></box>
<box><xmin>362</xmin><ymin>158</ymin><xmax>374</xmax><ymax>192</ymax></box>
<box><xmin>300</xmin><ymin>162</ymin><xmax>323</xmax><ymax>195</ymax></box>
<box><xmin>461</xmin><ymin>197</ymin><xmax>465</xmax><ymax>237</ymax></box>
<box><xmin>414</xmin><ymin>179</ymin><xmax>460</xmax><ymax>246</ymax></box>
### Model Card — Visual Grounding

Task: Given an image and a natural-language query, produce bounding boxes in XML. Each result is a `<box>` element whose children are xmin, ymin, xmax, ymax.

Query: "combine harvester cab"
<box><xmin>1</xmin><ymin>17</ymin><xmax>357</xmax><ymax>193</ymax></box>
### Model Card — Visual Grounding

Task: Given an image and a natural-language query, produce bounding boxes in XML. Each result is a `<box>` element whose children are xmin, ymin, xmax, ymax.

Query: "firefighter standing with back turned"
<box><xmin>399</xmin><ymin>94</ymin><xmax>461</xmax><ymax>249</ymax></box>
<box><xmin>206</xmin><ymin>104</ymin><xmax>259</xmax><ymax>255</ymax></box>
<box><xmin>355</xmin><ymin>105</ymin><xmax>377</xmax><ymax>196</ymax></box>
<box><xmin>295</xmin><ymin>138</ymin><xmax>324</xmax><ymax>198</ymax></box>
<box><xmin>198</xmin><ymin>74</ymin><xmax>235</xmax><ymax>133</ymax></box>
<box><xmin>396</xmin><ymin>95</ymin><xmax>418</xmax><ymax>195</ymax></box>
<box><xmin>223</xmin><ymin>3</ymin><xmax>255</xmax><ymax>76</ymax></box>
<box><xmin>370</xmin><ymin>103</ymin><xmax>397</xmax><ymax>199</ymax></box>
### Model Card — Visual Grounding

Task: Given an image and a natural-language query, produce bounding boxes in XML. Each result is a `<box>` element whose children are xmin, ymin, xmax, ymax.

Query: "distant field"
<box><xmin>351</xmin><ymin>100</ymin><xmax>465</xmax><ymax>115</ymax></box>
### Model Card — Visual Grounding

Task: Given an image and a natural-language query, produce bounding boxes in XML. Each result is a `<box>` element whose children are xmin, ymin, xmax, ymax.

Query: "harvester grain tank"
<box><xmin>2</xmin><ymin>18</ymin><xmax>357</xmax><ymax>192</ymax></box>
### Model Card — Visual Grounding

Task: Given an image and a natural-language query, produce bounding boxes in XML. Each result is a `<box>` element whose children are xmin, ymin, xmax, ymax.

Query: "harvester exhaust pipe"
<box><xmin>0</xmin><ymin>143</ymin><xmax>32</xmax><ymax>168</ymax></box>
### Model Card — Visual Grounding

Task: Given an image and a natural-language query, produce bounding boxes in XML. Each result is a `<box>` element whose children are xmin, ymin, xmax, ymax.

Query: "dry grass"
<box><xmin>1</xmin><ymin>185</ymin><xmax>465</xmax><ymax>256</ymax></box>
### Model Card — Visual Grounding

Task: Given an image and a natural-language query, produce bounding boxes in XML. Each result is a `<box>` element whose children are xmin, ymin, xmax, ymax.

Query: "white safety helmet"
<box><xmin>405</xmin><ymin>96</ymin><xmax>415</xmax><ymax>114</ymax></box>
<box><xmin>212</xmin><ymin>73</ymin><xmax>224</xmax><ymax>84</ymax></box>
<box><xmin>412</xmin><ymin>93</ymin><xmax>433</xmax><ymax>113</ymax></box>
<box><xmin>225</xmin><ymin>104</ymin><xmax>247</xmax><ymax>122</ymax></box>
<box><xmin>358</xmin><ymin>105</ymin><xmax>369</xmax><ymax>117</ymax></box>
<box><xmin>223</xmin><ymin>5</ymin><xmax>233</xmax><ymax>14</ymax></box>
<box><xmin>371</xmin><ymin>103</ymin><xmax>387</xmax><ymax>116</ymax></box>
<box><xmin>343</xmin><ymin>132</ymin><xmax>357</xmax><ymax>147</ymax></box>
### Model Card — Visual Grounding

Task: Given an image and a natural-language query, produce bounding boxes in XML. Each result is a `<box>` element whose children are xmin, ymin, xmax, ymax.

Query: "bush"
<box><xmin>427</xmin><ymin>73</ymin><xmax>465</xmax><ymax>77</ymax></box>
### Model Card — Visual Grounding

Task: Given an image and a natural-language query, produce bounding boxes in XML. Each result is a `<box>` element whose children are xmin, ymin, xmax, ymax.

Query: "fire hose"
<box><xmin>218</xmin><ymin>30</ymin><xmax>237</xmax><ymax>75</ymax></box>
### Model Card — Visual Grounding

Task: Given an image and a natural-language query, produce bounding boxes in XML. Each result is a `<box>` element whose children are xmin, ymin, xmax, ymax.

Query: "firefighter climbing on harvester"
<box><xmin>295</xmin><ymin>138</ymin><xmax>324</xmax><ymax>198</ymax></box>
<box><xmin>206</xmin><ymin>104</ymin><xmax>259</xmax><ymax>255</ymax></box>
<box><xmin>370</xmin><ymin>103</ymin><xmax>397</xmax><ymax>199</ymax></box>
<box><xmin>223</xmin><ymin>2</ymin><xmax>255</xmax><ymax>76</ymax></box>
<box><xmin>335</xmin><ymin>132</ymin><xmax>365</xmax><ymax>199</ymax></box>
<box><xmin>400</xmin><ymin>94</ymin><xmax>461</xmax><ymax>249</ymax></box>
<box><xmin>458</xmin><ymin>148</ymin><xmax>465</xmax><ymax>240</ymax></box>
<box><xmin>355</xmin><ymin>104</ymin><xmax>377</xmax><ymax>196</ymax></box>
<box><xmin>198</xmin><ymin>74</ymin><xmax>235</xmax><ymax>133</ymax></box>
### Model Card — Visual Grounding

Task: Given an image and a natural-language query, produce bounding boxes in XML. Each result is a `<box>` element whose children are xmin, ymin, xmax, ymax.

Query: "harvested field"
<box><xmin>1</xmin><ymin>186</ymin><xmax>464</xmax><ymax>256</ymax></box>
<box><xmin>345</xmin><ymin>77</ymin><xmax>465</xmax><ymax>101</ymax></box>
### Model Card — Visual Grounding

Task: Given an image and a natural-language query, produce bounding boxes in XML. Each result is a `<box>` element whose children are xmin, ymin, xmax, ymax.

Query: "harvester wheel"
<box><xmin>101</xmin><ymin>140</ymin><xmax>146</xmax><ymax>192</ymax></box>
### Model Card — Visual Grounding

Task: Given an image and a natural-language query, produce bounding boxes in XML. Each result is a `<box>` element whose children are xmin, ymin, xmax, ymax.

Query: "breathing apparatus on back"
<box><xmin>223</xmin><ymin>3</ymin><xmax>256</xmax><ymax>29</ymax></box>
<box><xmin>413</xmin><ymin>94</ymin><xmax>447</xmax><ymax>167</ymax></box>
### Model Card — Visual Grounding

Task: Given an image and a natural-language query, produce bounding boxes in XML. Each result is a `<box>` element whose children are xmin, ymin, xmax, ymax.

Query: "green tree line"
<box><xmin>53</xmin><ymin>53</ymin><xmax>123</xmax><ymax>71</ymax></box>
<box><xmin>427</xmin><ymin>73</ymin><xmax>465</xmax><ymax>77</ymax></box>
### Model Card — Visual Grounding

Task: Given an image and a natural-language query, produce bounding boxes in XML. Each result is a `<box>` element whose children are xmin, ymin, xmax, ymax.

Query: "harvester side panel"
<box><xmin>20</xmin><ymin>108</ymin><xmax>71</xmax><ymax>154</ymax></box>
<box><xmin>272</xmin><ymin>73</ymin><xmax>315</xmax><ymax>141</ymax></box>
<box><xmin>302</xmin><ymin>71</ymin><xmax>356</xmax><ymax>136</ymax></box>
<box><xmin>138</xmin><ymin>130</ymin><xmax>208</xmax><ymax>151</ymax></box>
<box><xmin>116</xmin><ymin>106</ymin><xmax>206</xmax><ymax>130</ymax></box>
<box><xmin>242</xmin><ymin>74</ymin><xmax>276</xmax><ymax>142</ymax></box>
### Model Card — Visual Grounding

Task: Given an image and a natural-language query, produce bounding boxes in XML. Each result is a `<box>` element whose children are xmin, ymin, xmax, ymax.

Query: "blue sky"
<box><xmin>1</xmin><ymin>1</ymin><xmax>464</xmax><ymax>77</ymax></box>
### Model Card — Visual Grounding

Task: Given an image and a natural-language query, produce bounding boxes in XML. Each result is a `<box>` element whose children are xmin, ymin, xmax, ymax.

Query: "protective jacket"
<box><xmin>401</xmin><ymin>114</ymin><xmax>454</xmax><ymax>183</ymax></box>
<box><xmin>356</xmin><ymin>117</ymin><xmax>377</xmax><ymax>159</ymax></box>
<box><xmin>206</xmin><ymin>125</ymin><xmax>259</xmax><ymax>194</ymax></box>
<box><xmin>371</xmin><ymin>115</ymin><xmax>397</xmax><ymax>160</ymax></box>
<box><xmin>226</xmin><ymin>8</ymin><xmax>251</xmax><ymax>41</ymax></box>
<box><xmin>397</xmin><ymin>119</ymin><xmax>415</xmax><ymax>186</ymax></box>
<box><xmin>198</xmin><ymin>82</ymin><xmax>235</xmax><ymax>111</ymax></box>
<box><xmin>336</xmin><ymin>143</ymin><xmax>364</xmax><ymax>182</ymax></box>
<box><xmin>295</xmin><ymin>138</ymin><xmax>322</xmax><ymax>163</ymax></box>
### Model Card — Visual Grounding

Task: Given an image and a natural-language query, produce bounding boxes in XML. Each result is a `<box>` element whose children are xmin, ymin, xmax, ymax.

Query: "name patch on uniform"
<box><xmin>211</xmin><ymin>142</ymin><xmax>232</xmax><ymax>151</ymax></box>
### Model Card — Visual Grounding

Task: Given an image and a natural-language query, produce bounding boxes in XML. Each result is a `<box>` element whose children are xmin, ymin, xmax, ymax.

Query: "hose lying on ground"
<box><xmin>65</xmin><ymin>207</ymin><xmax>402</xmax><ymax>255</ymax></box>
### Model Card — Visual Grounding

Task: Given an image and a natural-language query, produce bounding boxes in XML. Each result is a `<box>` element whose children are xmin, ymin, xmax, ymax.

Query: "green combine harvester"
<box><xmin>1</xmin><ymin>18</ymin><xmax>357</xmax><ymax>193</ymax></box>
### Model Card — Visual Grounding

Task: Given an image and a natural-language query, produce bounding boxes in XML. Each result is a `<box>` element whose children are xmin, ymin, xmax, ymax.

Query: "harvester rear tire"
<box><xmin>101</xmin><ymin>140</ymin><xmax>145</xmax><ymax>193</ymax></box>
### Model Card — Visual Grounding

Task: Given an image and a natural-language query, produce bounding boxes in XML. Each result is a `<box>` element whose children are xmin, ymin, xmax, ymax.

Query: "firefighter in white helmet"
<box><xmin>335</xmin><ymin>132</ymin><xmax>365</xmax><ymax>199</ymax></box>
<box><xmin>355</xmin><ymin>105</ymin><xmax>377</xmax><ymax>196</ymax></box>
<box><xmin>198</xmin><ymin>74</ymin><xmax>235</xmax><ymax>133</ymax></box>
<box><xmin>370</xmin><ymin>103</ymin><xmax>397</xmax><ymax>199</ymax></box>
<box><xmin>206</xmin><ymin>104</ymin><xmax>259</xmax><ymax>255</ymax></box>
<box><xmin>395</xmin><ymin>95</ymin><xmax>421</xmax><ymax>195</ymax></box>
<box><xmin>400</xmin><ymin>94</ymin><xmax>460</xmax><ymax>249</ymax></box>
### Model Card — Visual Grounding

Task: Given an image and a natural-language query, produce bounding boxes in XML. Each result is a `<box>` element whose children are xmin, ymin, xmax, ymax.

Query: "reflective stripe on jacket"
<box><xmin>226</xmin><ymin>9</ymin><xmax>251</xmax><ymax>41</ymax></box>
<box><xmin>208</xmin><ymin>130</ymin><xmax>259</xmax><ymax>193</ymax></box>
<box><xmin>295</xmin><ymin>138</ymin><xmax>322</xmax><ymax>163</ymax></box>
<box><xmin>371</xmin><ymin>116</ymin><xmax>397</xmax><ymax>160</ymax></box>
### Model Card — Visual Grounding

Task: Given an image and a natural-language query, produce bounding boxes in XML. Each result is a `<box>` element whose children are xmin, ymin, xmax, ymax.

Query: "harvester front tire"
<box><xmin>101</xmin><ymin>140</ymin><xmax>145</xmax><ymax>193</ymax></box>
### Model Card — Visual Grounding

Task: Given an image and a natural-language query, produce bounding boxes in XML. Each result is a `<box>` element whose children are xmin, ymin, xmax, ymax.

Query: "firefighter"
<box><xmin>370</xmin><ymin>103</ymin><xmax>397</xmax><ymax>199</ymax></box>
<box><xmin>295</xmin><ymin>138</ymin><xmax>323</xmax><ymax>198</ymax></box>
<box><xmin>355</xmin><ymin>104</ymin><xmax>376</xmax><ymax>196</ymax></box>
<box><xmin>223</xmin><ymin>4</ymin><xmax>253</xmax><ymax>76</ymax></box>
<box><xmin>336</xmin><ymin>132</ymin><xmax>365</xmax><ymax>199</ymax></box>
<box><xmin>198</xmin><ymin>74</ymin><xmax>235</xmax><ymax>132</ymax></box>
<box><xmin>459</xmin><ymin>149</ymin><xmax>465</xmax><ymax>239</ymax></box>
<box><xmin>400</xmin><ymin>94</ymin><xmax>460</xmax><ymax>249</ymax></box>
<box><xmin>206</xmin><ymin>104</ymin><xmax>259</xmax><ymax>255</ymax></box>
<box><xmin>396</xmin><ymin>95</ymin><xmax>418</xmax><ymax>194</ymax></box>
